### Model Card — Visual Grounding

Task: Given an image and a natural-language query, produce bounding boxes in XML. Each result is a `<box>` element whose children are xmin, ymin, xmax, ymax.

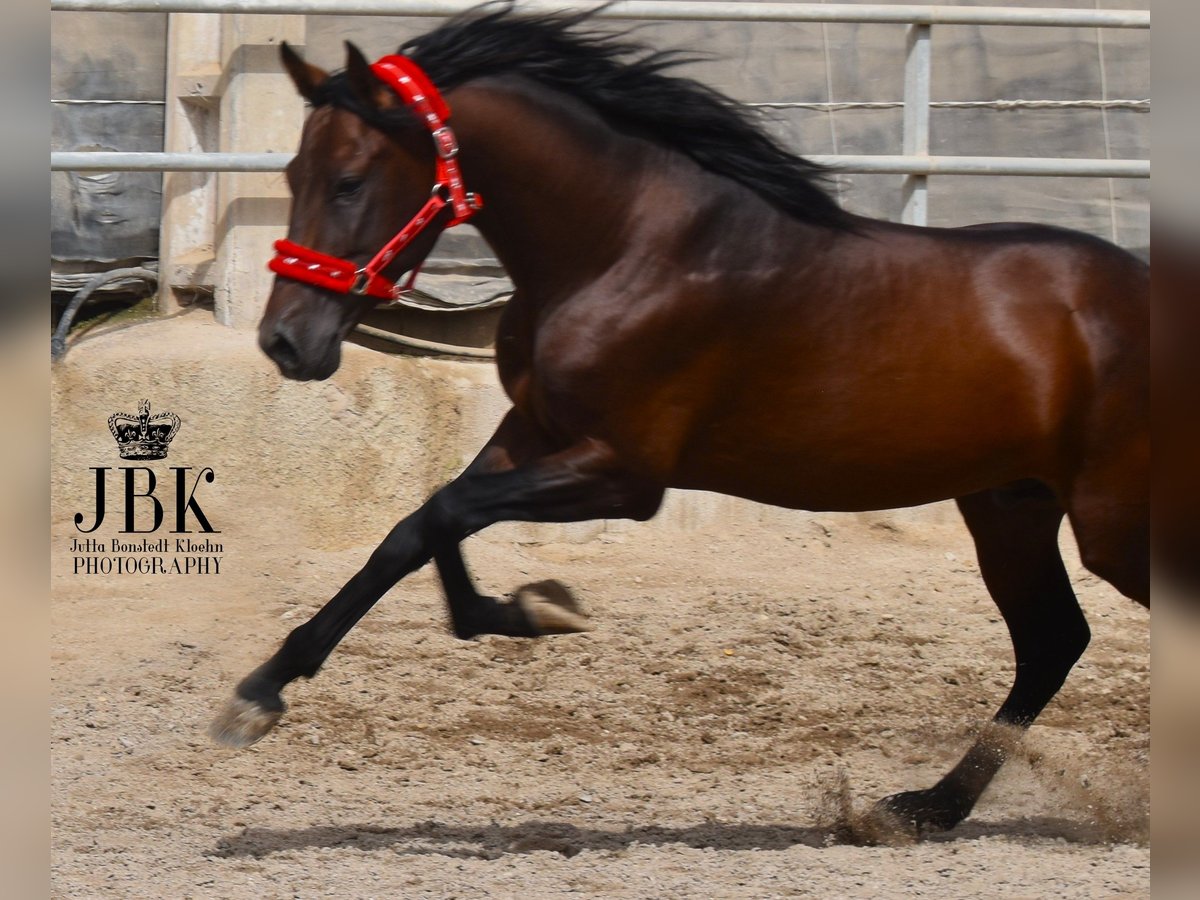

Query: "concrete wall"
<box><xmin>50</xmin><ymin>1</ymin><xmax>1151</xmax><ymax>313</ymax></box>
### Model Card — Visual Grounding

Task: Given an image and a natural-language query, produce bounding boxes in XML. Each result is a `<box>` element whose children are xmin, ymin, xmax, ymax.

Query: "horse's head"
<box><xmin>259</xmin><ymin>42</ymin><xmax>449</xmax><ymax>380</ymax></box>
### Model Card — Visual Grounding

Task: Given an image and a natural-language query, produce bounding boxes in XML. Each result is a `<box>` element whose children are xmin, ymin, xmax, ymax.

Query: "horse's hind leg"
<box><xmin>1065</xmin><ymin>448</ymin><xmax>1150</xmax><ymax>607</ymax></box>
<box><xmin>876</xmin><ymin>485</ymin><xmax>1089</xmax><ymax>834</ymax></box>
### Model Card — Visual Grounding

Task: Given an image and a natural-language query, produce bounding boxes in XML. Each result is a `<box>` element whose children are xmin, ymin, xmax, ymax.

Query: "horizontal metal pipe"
<box><xmin>813</xmin><ymin>155</ymin><xmax>1151</xmax><ymax>178</ymax></box>
<box><xmin>52</xmin><ymin>152</ymin><xmax>292</xmax><ymax>172</ymax></box>
<box><xmin>48</xmin><ymin>0</ymin><xmax>1151</xmax><ymax>29</ymax></box>
<box><xmin>353</xmin><ymin>324</ymin><xmax>495</xmax><ymax>359</ymax></box>
<box><xmin>51</xmin><ymin>151</ymin><xmax>1151</xmax><ymax>178</ymax></box>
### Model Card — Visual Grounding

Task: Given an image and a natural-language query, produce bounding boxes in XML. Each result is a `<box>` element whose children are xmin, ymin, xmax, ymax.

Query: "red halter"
<box><xmin>268</xmin><ymin>55</ymin><xmax>483</xmax><ymax>302</ymax></box>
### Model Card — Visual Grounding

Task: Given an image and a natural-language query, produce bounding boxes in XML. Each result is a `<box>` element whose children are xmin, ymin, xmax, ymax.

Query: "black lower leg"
<box><xmin>880</xmin><ymin>630</ymin><xmax>1088</xmax><ymax>834</ymax></box>
<box><xmin>434</xmin><ymin>543</ymin><xmax>540</xmax><ymax>640</ymax></box>
<box><xmin>216</xmin><ymin>435</ymin><xmax>659</xmax><ymax>748</ymax></box>
<box><xmin>235</xmin><ymin>502</ymin><xmax>438</xmax><ymax>707</ymax></box>
<box><xmin>426</xmin><ymin>440</ymin><xmax>661</xmax><ymax>640</ymax></box>
<box><xmin>877</xmin><ymin>488</ymin><xmax>1088</xmax><ymax>834</ymax></box>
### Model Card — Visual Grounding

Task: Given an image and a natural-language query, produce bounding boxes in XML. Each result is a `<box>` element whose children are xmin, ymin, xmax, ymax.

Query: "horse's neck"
<box><xmin>449</xmin><ymin>79</ymin><xmax>850</xmax><ymax>304</ymax></box>
<box><xmin>450</xmin><ymin>80</ymin><xmax>660</xmax><ymax>297</ymax></box>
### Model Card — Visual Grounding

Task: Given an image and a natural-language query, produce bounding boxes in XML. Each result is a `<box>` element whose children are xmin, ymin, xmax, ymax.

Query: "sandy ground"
<box><xmin>51</xmin><ymin>509</ymin><xmax>1149</xmax><ymax>898</ymax></box>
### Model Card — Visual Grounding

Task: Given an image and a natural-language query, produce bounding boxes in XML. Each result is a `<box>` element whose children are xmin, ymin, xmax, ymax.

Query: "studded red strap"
<box><xmin>268</xmin><ymin>55</ymin><xmax>483</xmax><ymax>302</ymax></box>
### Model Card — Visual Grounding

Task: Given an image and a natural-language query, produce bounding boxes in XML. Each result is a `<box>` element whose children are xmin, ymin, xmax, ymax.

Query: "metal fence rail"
<box><xmin>50</xmin><ymin>151</ymin><xmax>1152</xmax><ymax>179</ymax></box>
<box><xmin>50</xmin><ymin>0</ymin><xmax>1151</xmax><ymax>227</ymax></box>
<box><xmin>48</xmin><ymin>0</ymin><xmax>1151</xmax><ymax>28</ymax></box>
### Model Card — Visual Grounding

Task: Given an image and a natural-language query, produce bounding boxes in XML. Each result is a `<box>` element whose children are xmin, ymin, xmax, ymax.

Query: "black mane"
<box><xmin>329</xmin><ymin>2</ymin><xmax>851</xmax><ymax>229</ymax></box>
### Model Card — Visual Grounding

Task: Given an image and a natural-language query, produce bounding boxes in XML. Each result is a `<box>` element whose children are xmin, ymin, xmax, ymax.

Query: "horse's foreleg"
<box><xmin>419</xmin><ymin>432</ymin><xmax>662</xmax><ymax>644</ymax></box>
<box><xmin>431</xmin><ymin>410</ymin><xmax>592</xmax><ymax>639</ymax></box>
<box><xmin>210</xmin><ymin>408</ymin><xmax>544</xmax><ymax>746</ymax></box>
<box><xmin>211</xmin><ymin>432</ymin><xmax>661</xmax><ymax>748</ymax></box>
<box><xmin>434</xmin><ymin>544</ymin><xmax>591</xmax><ymax>639</ymax></box>
<box><xmin>210</xmin><ymin>499</ymin><xmax>444</xmax><ymax>747</ymax></box>
<box><xmin>874</xmin><ymin>487</ymin><xmax>1089</xmax><ymax>835</ymax></box>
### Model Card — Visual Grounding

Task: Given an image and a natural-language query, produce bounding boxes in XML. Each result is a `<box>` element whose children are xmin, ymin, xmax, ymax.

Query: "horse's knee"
<box><xmin>401</xmin><ymin>485</ymin><xmax>478</xmax><ymax>551</ymax></box>
<box><xmin>1019</xmin><ymin>615</ymin><xmax>1089</xmax><ymax>689</ymax></box>
<box><xmin>1000</xmin><ymin>589</ymin><xmax>1089</xmax><ymax>726</ymax></box>
<box><xmin>1009</xmin><ymin>606</ymin><xmax>1089</xmax><ymax>699</ymax></box>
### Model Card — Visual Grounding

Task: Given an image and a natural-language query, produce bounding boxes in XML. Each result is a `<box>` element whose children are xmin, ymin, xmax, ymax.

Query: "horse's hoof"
<box><xmin>514</xmin><ymin>579</ymin><xmax>591</xmax><ymax>635</ymax></box>
<box><xmin>871</xmin><ymin>787</ymin><xmax>968</xmax><ymax>837</ymax></box>
<box><xmin>208</xmin><ymin>695</ymin><xmax>283</xmax><ymax>748</ymax></box>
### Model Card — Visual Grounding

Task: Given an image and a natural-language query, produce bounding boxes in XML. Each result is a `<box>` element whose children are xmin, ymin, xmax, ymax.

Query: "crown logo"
<box><xmin>108</xmin><ymin>399</ymin><xmax>181</xmax><ymax>460</ymax></box>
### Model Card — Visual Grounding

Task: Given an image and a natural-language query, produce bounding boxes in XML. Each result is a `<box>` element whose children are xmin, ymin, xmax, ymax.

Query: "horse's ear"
<box><xmin>344</xmin><ymin>41</ymin><xmax>396</xmax><ymax>109</ymax></box>
<box><xmin>280</xmin><ymin>41</ymin><xmax>327</xmax><ymax>103</ymax></box>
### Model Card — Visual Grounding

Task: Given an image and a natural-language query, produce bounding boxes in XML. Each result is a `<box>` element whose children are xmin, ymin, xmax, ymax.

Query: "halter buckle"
<box><xmin>432</xmin><ymin>126</ymin><xmax>459</xmax><ymax>160</ymax></box>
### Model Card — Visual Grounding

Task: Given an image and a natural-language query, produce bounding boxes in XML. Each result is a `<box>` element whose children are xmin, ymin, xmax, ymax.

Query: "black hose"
<box><xmin>51</xmin><ymin>266</ymin><xmax>158</xmax><ymax>362</ymax></box>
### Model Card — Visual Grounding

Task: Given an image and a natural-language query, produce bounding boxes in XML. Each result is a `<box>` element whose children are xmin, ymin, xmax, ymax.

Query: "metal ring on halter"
<box><xmin>431</xmin><ymin>183</ymin><xmax>452</xmax><ymax>202</ymax></box>
<box><xmin>349</xmin><ymin>269</ymin><xmax>371</xmax><ymax>296</ymax></box>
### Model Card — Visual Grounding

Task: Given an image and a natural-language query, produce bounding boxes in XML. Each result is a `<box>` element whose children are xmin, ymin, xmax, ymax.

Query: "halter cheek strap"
<box><xmin>268</xmin><ymin>55</ymin><xmax>483</xmax><ymax>303</ymax></box>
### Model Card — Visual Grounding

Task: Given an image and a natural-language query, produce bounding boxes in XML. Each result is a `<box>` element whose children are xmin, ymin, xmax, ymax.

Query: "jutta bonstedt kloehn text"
<box><xmin>69</xmin><ymin>537</ymin><xmax>224</xmax><ymax>575</ymax></box>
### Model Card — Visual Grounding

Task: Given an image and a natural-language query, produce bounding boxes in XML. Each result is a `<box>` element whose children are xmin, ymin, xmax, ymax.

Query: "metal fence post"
<box><xmin>901</xmin><ymin>22</ymin><xmax>931</xmax><ymax>226</ymax></box>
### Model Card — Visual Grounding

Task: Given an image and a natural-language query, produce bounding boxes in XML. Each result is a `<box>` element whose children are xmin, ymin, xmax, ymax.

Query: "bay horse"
<box><xmin>211</xmin><ymin>4</ymin><xmax>1149</xmax><ymax>837</ymax></box>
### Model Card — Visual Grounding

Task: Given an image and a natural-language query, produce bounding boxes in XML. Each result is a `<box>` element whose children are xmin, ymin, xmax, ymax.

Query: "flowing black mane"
<box><xmin>322</xmin><ymin>2</ymin><xmax>851</xmax><ymax>229</ymax></box>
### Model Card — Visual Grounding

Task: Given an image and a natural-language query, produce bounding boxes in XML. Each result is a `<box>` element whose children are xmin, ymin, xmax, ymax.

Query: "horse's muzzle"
<box><xmin>258</xmin><ymin>319</ymin><xmax>340</xmax><ymax>381</ymax></box>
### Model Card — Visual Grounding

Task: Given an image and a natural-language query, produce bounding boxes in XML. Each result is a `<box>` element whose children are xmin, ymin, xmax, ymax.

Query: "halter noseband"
<box><xmin>268</xmin><ymin>55</ymin><xmax>483</xmax><ymax>303</ymax></box>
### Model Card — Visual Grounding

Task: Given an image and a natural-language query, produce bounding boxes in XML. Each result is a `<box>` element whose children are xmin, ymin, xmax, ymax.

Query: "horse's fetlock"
<box><xmin>235</xmin><ymin>671</ymin><xmax>286</xmax><ymax>711</ymax></box>
<box><xmin>277</xmin><ymin>631</ymin><xmax>324</xmax><ymax>681</ymax></box>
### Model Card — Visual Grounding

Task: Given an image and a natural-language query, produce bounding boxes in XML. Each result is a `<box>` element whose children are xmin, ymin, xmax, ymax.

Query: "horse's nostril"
<box><xmin>262</xmin><ymin>326</ymin><xmax>300</xmax><ymax>373</ymax></box>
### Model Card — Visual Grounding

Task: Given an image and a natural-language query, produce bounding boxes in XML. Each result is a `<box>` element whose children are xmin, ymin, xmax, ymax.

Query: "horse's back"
<box><xmin>665</xmin><ymin>218</ymin><xmax>1148</xmax><ymax>510</ymax></box>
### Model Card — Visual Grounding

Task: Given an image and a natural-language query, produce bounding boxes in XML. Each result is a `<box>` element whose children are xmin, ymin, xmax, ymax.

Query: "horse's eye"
<box><xmin>333</xmin><ymin>176</ymin><xmax>364</xmax><ymax>201</ymax></box>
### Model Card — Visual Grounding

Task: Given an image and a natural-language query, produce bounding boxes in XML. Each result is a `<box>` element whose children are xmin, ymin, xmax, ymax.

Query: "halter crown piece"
<box><xmin>268</xmin><ymin>55</ymin><xmax>483</xmax><ymax>302</ymax></box>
